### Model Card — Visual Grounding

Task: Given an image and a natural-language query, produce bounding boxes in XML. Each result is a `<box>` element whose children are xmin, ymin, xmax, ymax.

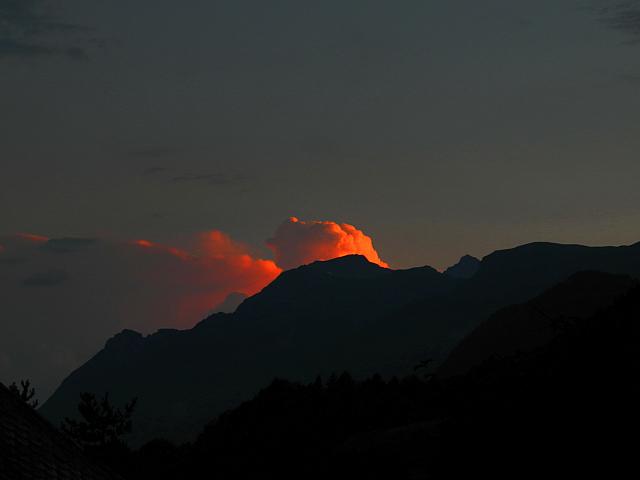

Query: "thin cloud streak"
<box><xmin>597</xmin><ymin>0</ymin><xmax>640</xmax><ymax>41</ymax></box>
<box><xmin>0</xmin><ymin>0</ymin><xmax>94</xmax><ymax>59</ymax></box>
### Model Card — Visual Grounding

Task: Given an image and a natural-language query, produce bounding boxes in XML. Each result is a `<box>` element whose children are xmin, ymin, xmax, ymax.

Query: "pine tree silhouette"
<box><xmin>8</xmin><ymin>379</ymin><xmax>38</xmax><ymax>408</ymax></box>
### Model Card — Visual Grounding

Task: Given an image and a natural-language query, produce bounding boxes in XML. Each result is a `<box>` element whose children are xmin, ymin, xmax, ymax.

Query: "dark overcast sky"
<box><xmin>2</xmin><ymin>0</ymin><xmax>640</xmax><ymax>269</ymax></box>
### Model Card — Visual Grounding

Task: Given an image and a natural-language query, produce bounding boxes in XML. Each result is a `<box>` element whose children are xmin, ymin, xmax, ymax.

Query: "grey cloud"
<box><xmin>171</xmin><ymin>173</ymin><xmax>250</xmax><ymax>186</ymax></box>
<box><xmin>129</xmin><ymin>147</ymin><xmax>180</xmax><ymax>159</ymax></box>
<box><xmin>619</xmin><ymin>72</ymin><xmax>640</xmax><ymax>84</ymax></box>
<box><xmin>40</xmin><ymin>238</ymin><xmax>98</xmax><ymax>254</ymax></box>
<box><xmin>0</xmin><ymin>40</ymin><xmax>88</xmax><ymax>61</ymax></box>
<box><xmin>0</xmin><ymin>256</ymin><xmax>27</xmax><ymax>266</ymax></box>
<box><xmin>139</xmin><ymin>164</ymin><xmax>251</xmax><ymax>187</ymax></box>
<box><xmin>598</xmin><ymin>1</ymin><xmax>640</xmax><ymax>40</ymax></box>
<box><xmin>23</xmin><ymin>269</ymin><xmax>69</xmax><ymax>287</ymax></box>
<box><xmin>298</xmin><ymin>136</ymin><xmax>346</xmax><ymax>157</ymax></box>
<box><xmin>0</xmin><ymin>38</ymin><xmax>53</xmax><ymax>57</ymax></box>
<box><xmin>0</xmin><ymin>0</ymin><xmax>85</xmax><ymax>32</ymax></box>
<box><xmin>0</xmin><ymin>0</ymin><xmax>92</xmax><ymax>60</ymax></box>
<box><xmin>142</xmin><ymin>166</ymin><xmax>168</xmax><ymax>175</ymax></box>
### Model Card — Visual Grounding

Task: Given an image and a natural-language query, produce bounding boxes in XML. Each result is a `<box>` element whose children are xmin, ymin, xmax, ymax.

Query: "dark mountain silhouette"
<box><xmin>344</xmin><ymin>241</ymin><xmax>640</xmax><ymax>379</ymax></box>
<box><xmin>40</xmin><ymin>255</ymin><xmax>458</xmax><ymax>443</ymax></box>
<box><xmin>468</xmin><ymin>241</ymin><xmax>640</xmax><ymax>303</ymax></box>
<box><xmin>443</xmin><ymin>254</ymin><xmax>480</xmax><ymax>279</ymax></box>
<box><xmin>99</xmin><ymin>280</ymin><xmax>640</xmax><ymax>479</ymax></box>
<box><xmin>438</xmin><ymin>270</ymin><xmax>639</xmax><ymax>376</ymax></box>
<box><xmin>41</xmin><ymin>242</ymin><xmax>640</xmax><ymax>444</ymax></box>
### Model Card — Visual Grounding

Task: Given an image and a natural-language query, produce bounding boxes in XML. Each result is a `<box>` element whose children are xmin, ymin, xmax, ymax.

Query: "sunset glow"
<box><xmin>267</xmin><ymin>217</ymin><xmax>389</xmax><ymax>269</ymax></box>
<box><xmin>16</xmin><ymin>233</ymin><xmax>49</xmax><ymax>243</ymax></box>
<box><xmin>132</xmin><ymin>239</ymin><xmax>190</xmax><ymax>260</ymax></box>
<box><xmin>133</xmin><ymin>239</ymin><xmax>154</xmax><ymax>248</ymax></box>
<box><xmin>128</xmin><ymin>230</ymin><xmax>284</xmax><ymax>324</ymax></box>
<box><xmin>0</xmin><ymin>219</ymin><xmax>384</xmax><ymax>332</ymax></box>
<box><xmin>124</xmin><ymin>218</ymin><xmax>386</xmax><ymax>320</ymax></box>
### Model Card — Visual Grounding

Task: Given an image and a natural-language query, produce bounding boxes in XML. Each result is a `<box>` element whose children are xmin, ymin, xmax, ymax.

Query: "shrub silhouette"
<box><xmin>8</xmin><ymin>379</ymin><xmax>38</xmax><ymax>408</ymax></box>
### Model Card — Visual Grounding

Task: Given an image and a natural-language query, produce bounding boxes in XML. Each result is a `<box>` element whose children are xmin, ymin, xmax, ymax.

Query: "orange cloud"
<box><xmin>128</xmin><ymin>218</ymin><xmax>388</xmax><ymax>326</ymax></box>
<box><xmin>130</xmin><ymin>231</ymin><xmax>281</xmax><ymax>325</ymax></box>
<box><xmin>16</xmin><ymin>233</ymin><xmax>49</xmax><ymax>243</ymax></box>
<box><xmin>2</xmin><ymin>219</ymin><xmax>384</xmax><ymax>332</ymax></box>
<box><xmin>267</xmin><ymin>217</ymin><xmax>389</xmax><ymax>269</ymax></box>
<box><xmin>133</xmin><ymin>239</ymin><xmax>154</xmax><ymax>248</ymax></box>
<box><xmin>195</xmin><ymin>230</ymin><xmax>282</xmax><ymax>300</ymax></box>
<box><xmin>132</xmin><ymin>239</ymin><xmax>190</xmax><ymax>260</ymax></box>
<box><xmin>0</xmin><ymin>233</ymin><xmax>49</xmax><ymax>253</ymax></box>
<box><xmin>0</xmin><ymin>220</ymin><xmax>386</xmax><ymax>400</ymax></box>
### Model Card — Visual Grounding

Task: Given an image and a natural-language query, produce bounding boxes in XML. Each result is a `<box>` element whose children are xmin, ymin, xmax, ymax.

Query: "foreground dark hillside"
<box><xmin>83</xmin><ymin>273</ymin><xmax>640</xmax><ymax>479</ymax></box>
<box><xmin>41</xmin><ymin>241</ymin><xmax>640</xmax><ymax>444</ymax></box>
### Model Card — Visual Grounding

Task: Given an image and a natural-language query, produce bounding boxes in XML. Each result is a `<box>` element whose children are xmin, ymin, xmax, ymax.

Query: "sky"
<box><xmin>2</xmin><ymin>0</ymin><xmax>640</xmax><ymax>398</ymax></box>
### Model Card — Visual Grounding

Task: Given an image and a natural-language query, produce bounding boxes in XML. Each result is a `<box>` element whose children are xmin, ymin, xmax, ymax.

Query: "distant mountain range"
<box><xmin>40</xmin><ymin>241</ymin><xmax>640</xmax><ymax>444</ymax></box>
<box><xmin>438</xmin><ymin>270</ymin><xmax>639</xmax><ymax>377</ymax></box>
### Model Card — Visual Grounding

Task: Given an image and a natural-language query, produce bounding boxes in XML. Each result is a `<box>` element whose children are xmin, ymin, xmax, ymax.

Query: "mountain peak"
<box><xmin>104</xmin><ymin>329</ymin><xmax>144</xmax><ymax>351</ymax></box>
<box><xmin>312</xmin><ymin>254</ymin><xmax>371</xmax><ymax>266</ymax></box>
<box><xmin>303</xmin><ymin>254</ymin><xmax>390</xmax><ymax>278</ymax></box>
<box><xmin>444</xmin><ymin>255</ymin><xmax>480</xmax><ymax>279</ymax></box>
<box><xmin>327</xmin><ymin>253</ymin><xmax>369</xmax><ymax>262</ymax></box>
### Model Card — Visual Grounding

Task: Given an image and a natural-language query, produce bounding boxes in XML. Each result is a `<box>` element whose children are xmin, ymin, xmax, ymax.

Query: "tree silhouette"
<box><xmin>8</xmin><ymin>379</ymin><xmax>38</xmax><ymax>408</ymax></box>
<box><xmin>61</xmin><ymin>392</ymin><xmax>137</xmax><ymax>450</ymax></box>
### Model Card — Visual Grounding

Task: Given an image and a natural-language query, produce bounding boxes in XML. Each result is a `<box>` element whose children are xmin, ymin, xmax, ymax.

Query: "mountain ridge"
<box><xmin>40</xmin><ymin>240</ymin><xmax>640</xmax><ymax>444</ymax></box>
<box><xmin>438</xmin><ymin>270</ymin><xmax>639</xmax><ymax>377</ymax></box>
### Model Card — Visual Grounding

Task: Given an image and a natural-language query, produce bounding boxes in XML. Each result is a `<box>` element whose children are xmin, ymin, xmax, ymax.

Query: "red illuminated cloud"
<box><xmin>2</xmin><ymin>219</ymin><xmax>384</xmax><ymax>333</ymax></box>
<box><xmin>0</xmin><ymin>233</ymin><xmax>49</xmax><ymax>252</ymax></box>
<box><xmin>129</xmin><ymin>218</ymin><xmax>387</xmax><ymax>323</ymax></box>
<box><xmin>16</xmin><ymin>233</ymin><xmax>49</xmax><ymax>243</ymax></box>
<box><xmin>267</xmin><ymin>217</ymin><xmax>389</xmax><ymax>270</ymax></box>
<box><xmin>131</xmin><ymin>231</ymin><xmax>281</xmax><ymax>325</ymax></box>
<box><xmin>195</xmin><ymin>230</ymin><xmax>282</xmax><ymax>299</ymax></box>
<box><xmin>0</xmin><ymin>220</ymin><xmax>386</xmax><ymax>400</ymax></box>
<box><xmin>132</xmin><ymin>239</ymin><xmax>189</xmax><ymax>260</ymax></box>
